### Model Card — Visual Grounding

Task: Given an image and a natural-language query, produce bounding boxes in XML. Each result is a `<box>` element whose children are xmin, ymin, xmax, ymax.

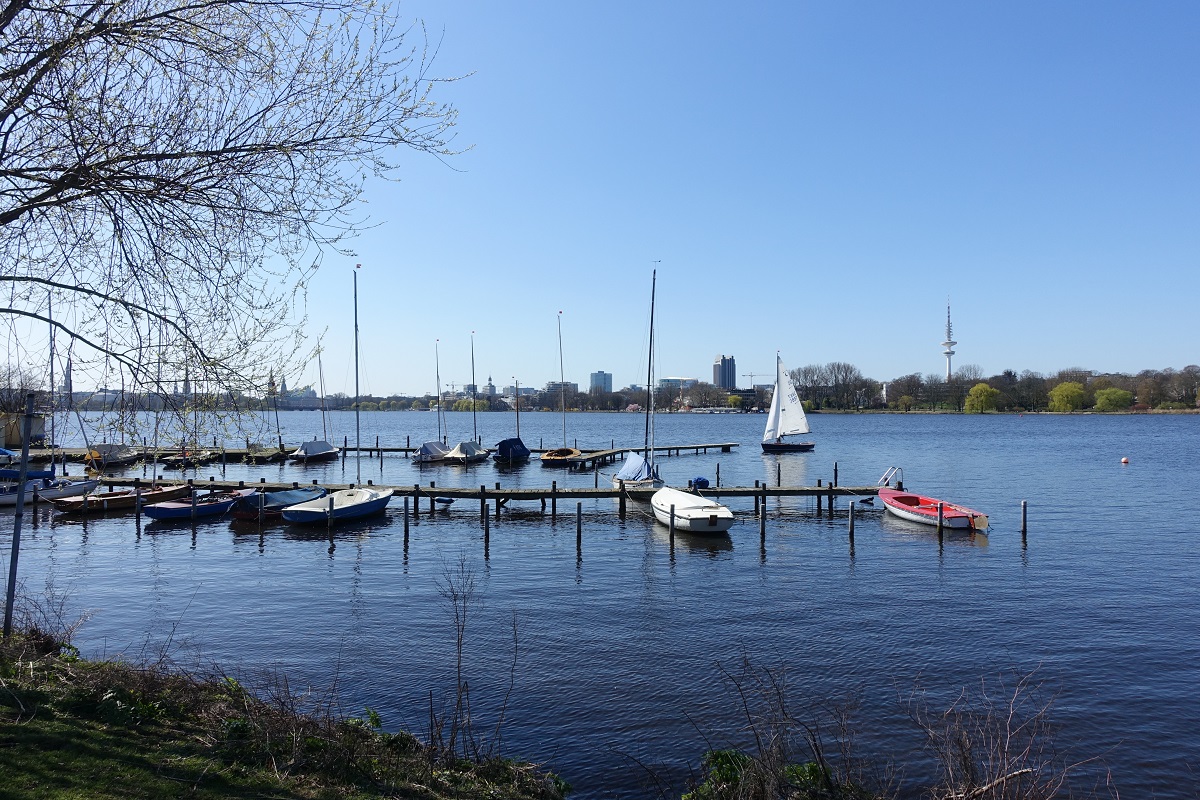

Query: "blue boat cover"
<box><xmin>692</xmin><ymin>477</ymin><xmax>710</xmax><ymax>489</ymax></box>
<box><xmin>494</xmin><ymin>437</ymin><xmax>531</xmax><ymax>462</ymax></box>
<box><xmin>236</xmin><ymin>486</ymin><xmax>327</xmax><ymax>512</ymax></box>
<box><xmin>615</xmin><ymin>452</ymin><xmax>659</xmax><ymax>482</ymax></box>
<box><xmin>0</xmin><ymin>466</ymin><xmax>55</xmax><ymax>480</ymax></box>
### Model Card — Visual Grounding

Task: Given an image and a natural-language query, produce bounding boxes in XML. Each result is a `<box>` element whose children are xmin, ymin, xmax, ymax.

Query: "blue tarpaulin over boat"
<box><xmin>614</xmin><ymin>452</ymin><xmax>659</xmax><ymax>482</ymax></box>
<box><xmin>493</xmin><ymin>437</ymin><xmax>531</xmax><ymax>463</ymax></box>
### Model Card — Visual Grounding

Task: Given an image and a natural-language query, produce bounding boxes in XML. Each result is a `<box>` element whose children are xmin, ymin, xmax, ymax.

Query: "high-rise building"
<box><xmin>713</xmin><ymin>355</ymin><xmax>736</xmax><ymax>389</ymax></box>
<box><xmin>590</xmin><ymin>371</ymin><xmax>613</xmax><ymax>393</ymax></box>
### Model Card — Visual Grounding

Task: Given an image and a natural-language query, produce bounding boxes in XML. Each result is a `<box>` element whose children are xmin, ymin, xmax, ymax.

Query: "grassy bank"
<box><xmin>0</xmin><ymin>628</ymin><xmax>568</xmax><ymax>800</ymax></box>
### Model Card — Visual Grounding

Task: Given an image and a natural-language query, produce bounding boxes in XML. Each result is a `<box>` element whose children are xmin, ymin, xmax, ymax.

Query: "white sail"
<box><xmin>762</xmin><ymin>355</ymin><xmax>810</xmax><ymax>442</ymax></box>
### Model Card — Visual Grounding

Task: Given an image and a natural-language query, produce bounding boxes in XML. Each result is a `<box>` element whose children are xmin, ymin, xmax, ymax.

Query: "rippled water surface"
<box><xmin>5</xmin><ymin>410</ymin><xmax>1199</xmax><ymax>798</ymax></box>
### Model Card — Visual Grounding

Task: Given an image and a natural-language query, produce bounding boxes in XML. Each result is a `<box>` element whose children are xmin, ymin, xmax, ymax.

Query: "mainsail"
<box><xmin>762</xmin><ymin>355</ymin><xmax>810</xmax><ymax>442</ymax></box>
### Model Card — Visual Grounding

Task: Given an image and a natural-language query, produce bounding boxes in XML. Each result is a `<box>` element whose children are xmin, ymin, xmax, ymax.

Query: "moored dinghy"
<box><xmin>878</xmin><ymin>487</ymin><xmax>988</xmax><ymax>531</ymax></box>
<box><xmin>281</xmin><ymin>487</ymin><xmax>391</xmax><ymax>524</ymax></box>
<box><xmin>232</xmin><ymin>486</ymin><xmax>327</xmax><ymax>521</ymax></box>
<box><xmin>444</xmin><ymin>440</ymin><xmax>490</xmax><ymax>464</ymax></box>
<box><xmin>289</xmin><ymin>438</ymin><xmax>339</xmax><ymax>463</ymax></box>
<box><xmin>51</xmin><ymin>483</ymin><xmax>190</xmax><ymax>514</ymax></box>
<box><xmin>142</xmin><ymin>488</ymin><xmax>256</xmax><ymax>520</ymax></box>
<box><xmin>650</xmin><ymin>486</ymin><xmax>734</xmax><ymax>533</ymax></box>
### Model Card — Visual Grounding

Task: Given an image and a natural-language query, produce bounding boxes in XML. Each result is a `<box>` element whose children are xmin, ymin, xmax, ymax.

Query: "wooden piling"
<box><xmin>429</xmin><ymin>481</ymin><xmax>435</xmax><ymax>515</ymax></box>
<box><xmin>403</xmin><ymin>496</ymin><xmax>410</xmax><ymax>536</ymax></box>
<box><xmin>848</xmin><ymin>501</ymin><xmax>855</xmax><ymax>542</ymax></box>
<box><xmin>480</xmin><ymin>485</ymin><xmax>487</xmax><ymax>524</ymax></box>
<box><xmin>716</xmin><ymin>463</ymin><xmax>720</xmax><ymax>487</ymax></box>
<box><xmin>412</xmin><ymin>484</ymin><xmax>420</xmax><ymax>518</ymax></box>
<box><xmin>759</xmin><ymin>486</ymin><xmax>767</xmax><ymax>542</ymax></box>
<box><xmin>1021</xmin><ymin>500</ymin><xmax>1028</xmax><ymax>542</ymax></box>
<box><xmin>827</xmin><ymin>481</ymin><xmax>834</xmax><ymax>518</ymax></box>
<box><xmin>618</xmin><ymin>480</ymin><xmax>626</xmax><ymax>519</ymax></box>
<box><xmin>816</xmin><ymin>479</ymin><xmax>823</xmax><ymax>515</ymax></box>
<box><xmin>576</xmin><ymin>502</ymin><xmax>583</xmax><ymax>548</ymax></box>
<box><xmin>834</xmin><ymin>461</ymin><xmax>838</xmax><ymax>487</ymax></box>
<box><xmin>776</xmin><ymin>462</ymin><xmax>781</xmax><ymax>487</ymax></box>
<box><xmin>936</xmin><ymin>502</ymin><xmax>944</xmax><ymax>537</ymax></box>
<box><xmin>669</xmin><ymin>504</ymin><xmax>675</xmax><ymax>542</ymax></box>
<box><xmin>551</xmin><ymin>481</ymin><xmax>557</xmax><ymax>520</ymax></box>
<box><xmin>754</xmin><ymin>480</ymin><xmax>760</xmax><ymax>516</ymax></box>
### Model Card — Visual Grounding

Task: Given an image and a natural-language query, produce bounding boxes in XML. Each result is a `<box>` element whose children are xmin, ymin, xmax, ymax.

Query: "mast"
<box><xmin>514</xmin><ymin>378</ymin><xmax>520</xmax><ymax>438</ymax></box>
<box><xmin>317</xmin><ymin>350</ymin><xmax>328</xmax><ymax>441</ymax></box>
<box><xmin>644</xmin><ymin>268</ymin><xmax>656</xmax><ymax>462</ymax></box>
<box><xmin>354</xmin><ymin>265</ymin><xmax>361</xmax><ymax>484</ymax></box>
<box><xmin>434</xmin><ymin>339</ymin><xmax>443</xmax><ymax>443</ymax></box>
<box><xmin>557</xmin><ymin>311</ymin><xmax>566</xmax><ymax>447</ymax></box>
<box><xmin>470</xmin><ymin>331</ymin><xmax>478</xmax><ymax>443</ymax></box>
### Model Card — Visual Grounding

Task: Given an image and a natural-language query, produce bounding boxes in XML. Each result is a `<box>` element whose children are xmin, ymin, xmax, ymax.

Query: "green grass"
<box><xmin>0</xmin><ymin>631</ymin><xmax>567</xmax><ymax>800</ymax></box>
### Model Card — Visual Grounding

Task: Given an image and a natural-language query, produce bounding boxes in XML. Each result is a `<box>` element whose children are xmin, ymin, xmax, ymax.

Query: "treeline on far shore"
<box><xmin>6</xmin><ymin>363</ymin><xmax>1198</xmax><ymax>416</ymax></box>
<box><xmin>342</xmin><ymin>363</ymin><xmax>1200</xmax><ymax>415</ymax></box>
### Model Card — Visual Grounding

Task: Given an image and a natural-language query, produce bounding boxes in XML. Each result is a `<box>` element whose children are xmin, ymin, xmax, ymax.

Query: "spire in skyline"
<box><xmin>941</xmin><ymin>300</ymin><xmax>957</xmax><ymax>381</ymax></box>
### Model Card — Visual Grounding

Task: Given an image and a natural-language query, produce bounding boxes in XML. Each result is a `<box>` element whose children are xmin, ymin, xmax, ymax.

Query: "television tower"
<box><xmin>941</xmin><ymin>301</ymin><xmax>956</xmax><ymax>381</ymax></box>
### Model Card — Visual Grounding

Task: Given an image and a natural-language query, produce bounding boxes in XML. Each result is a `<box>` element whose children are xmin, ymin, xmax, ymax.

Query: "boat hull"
<box><xmin>878</xmin><ymin>487</ymin><xmax>988</xmax><ymax>530</ymax></box>
<box><xmin>51</xmin><ymin>484</ymin><xmax>190</xmax><ymax>513</ymax></box>
<box><xmin>232</xmin><ymin>486</ymin><xmax>328</xmax><ymax>520</ymax></box>
<box><xmin>281</xmin><ymin>488</ymin><xmax>391</xmax><ymax>524</ymax></box>
<box><xmin>540</xmin><ymin>447</ymin><xmax>581</xmax><ymax>467</ymax></box>
<box><xmin>0</xmin><ymin>479</ymin><xmax>100</xmax><ymax>506</ymax></box>
<box><xmin>142</xmin><ymin>488</ymin><xmax>256</xmax><ymax>520</ymax></box>
<box><xmin>650</xmin><ymin>487</ymin><xmax>734</xmax><ymax>533</ymax></box>
<box><xmin>761</xmin><ymin>440</ymin><xmax>815</xmax><ymax>453</ymax></box>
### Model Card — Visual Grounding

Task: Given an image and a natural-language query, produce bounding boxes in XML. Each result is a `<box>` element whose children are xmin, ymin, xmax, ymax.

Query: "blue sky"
<box><xmin>299</xmin><ymin>1</ymin><xmax>1198</xmax><ymax>397</ymax></box>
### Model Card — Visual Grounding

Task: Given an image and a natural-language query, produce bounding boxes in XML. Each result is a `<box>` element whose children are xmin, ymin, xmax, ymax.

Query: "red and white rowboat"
<box><xmin>878</xmin><ymin>487</ymin><xmax>988</xmax><ymax>531</ymax></box>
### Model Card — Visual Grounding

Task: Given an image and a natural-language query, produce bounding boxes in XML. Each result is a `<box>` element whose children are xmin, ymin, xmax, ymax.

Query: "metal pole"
<box><xmin>3</xmin><ymin>393</ymin><xmax>36</xmax><ymax>638</ymax></box>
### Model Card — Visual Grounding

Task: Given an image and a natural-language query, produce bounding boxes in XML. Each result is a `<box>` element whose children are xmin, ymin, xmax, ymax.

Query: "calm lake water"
<box><xmin>5</xmin><ymin>410</ymin><xmax>1199</xmax><ymax>798</ymax></box>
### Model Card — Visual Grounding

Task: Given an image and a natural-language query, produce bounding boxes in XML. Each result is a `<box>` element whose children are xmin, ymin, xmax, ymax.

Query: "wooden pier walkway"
<box><xmin>27</xmin><ymin>440</ymin><xmax>739</xmax><ymax>467</ymax></box>
<box><xmin>93</xmin><ymin>475</ymin><xmax>878</xmax><ymax>521</ymax></box>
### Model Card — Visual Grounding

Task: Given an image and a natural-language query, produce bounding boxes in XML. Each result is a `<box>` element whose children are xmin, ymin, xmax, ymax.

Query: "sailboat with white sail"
<box><xmin>761</xmin><ymin>354</ymin><xmax>814</xmax><ymax>453</ymax></box>
<box><xmin>614</xmin><ymin>268</ymin><xmax>663</xmax><ymax>490</ymax></box>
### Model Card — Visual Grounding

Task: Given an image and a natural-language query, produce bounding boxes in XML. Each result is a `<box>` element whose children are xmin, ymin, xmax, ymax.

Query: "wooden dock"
<box><xmin>93</xmin><ymin>475</ymin><xmax>877</xmax><ymax>521</ymax></box>
<box><xmin>25</xmin><ymin>440</ymin><xmax>739</xmax><ymax>467</ymax></box>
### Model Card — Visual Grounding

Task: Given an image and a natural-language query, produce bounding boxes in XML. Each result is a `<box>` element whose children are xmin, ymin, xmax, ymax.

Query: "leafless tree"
<box><xmin>1</xmin><ymin>0</ymin><xmax>462</xmax><ymax>400</ymax></box>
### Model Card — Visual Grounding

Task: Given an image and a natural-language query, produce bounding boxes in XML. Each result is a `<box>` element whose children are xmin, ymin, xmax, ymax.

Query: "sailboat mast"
<box><xmin>317</xmin><ymin>350</ymin><xmax>328</xmax><ymax>441</ymax></box>
<box><xmin>557</xmin><ymin>311</ymin><xmax>566</xmax><ymax>447</ymax></box>
<box><xmin>514</xmin><ymin>378</ymin><xmax>520</xmax><ymax>438</ymax></box>
<box><xmin>470</xmin><ymin>331</ymin><xmax>478</xmax><ymax>443</ymax></box>
<box><xmin>353</xmin><ymin>266</ymin><xmax>361</xmax><ymax>485</ymax></box>
<box><xmin>644</xmin><ymin>269</ymin><xmax>656</xmax><ymax>461</ymax></box>
<box><xmin>435</xmin><ymin>340</ymin><xmax>443</xmax><ymax>443</ymax></box>
<box><xmin>47</xmin><ymin>290</ymin><xmax>55</xmax><ymax>458</ymax></box>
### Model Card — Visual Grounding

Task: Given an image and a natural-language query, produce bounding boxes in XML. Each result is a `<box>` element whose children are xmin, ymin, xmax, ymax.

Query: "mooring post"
<box><xmin>669</xmin><ymin>504</ymin><xmax>676</xmax><ymax>542</ymax></box>
<box><xmin>754</xmin><ymin>480</ymin><xmax>760</xmax><ymax>516</ymax></box>
<box><xmin>484</xmin><ymin>503</ymin><xmax>490</xmax><ymax>541</ymax></box>
<box><xmin>834</xmin><ymin>461</ymin><xmax>838</xmax><ymax>487</ymax></box>
<box><xmin>777</xmin><ymin>462</ymin><xmax>781</xmax><ymax>487</ymax></box>
<box><xmin>413</xmin><ymin>484</ymin><xmax>420</xmax><ymax>518</ymax></box>
<box><xmin>716</xmin><ymin>463</ymin><xmax>720</xmax><ymax>487</ymax></box>
<box><xmin>190</xmin><ymin>487</ymin><xmax>197</xmax><ymax>519</ymax></box>
<box><xmin>827</xmin><ymin>482</ymin><xmax>835</xmax><ymax>518</ymax></box>
<box><xmin>1021</xmin><ymin>500</ymin><xmax>1028</xmax><ymax>543</ymax></box>
<box><xmin>551</xmin><ymin>480</ymin><xmax>557</xmax><ymax>520</ymax></box>
<box><xmin>480</xmin><ymin>485</ymin><xmax>487</xmax><ymax>525</ymax></box>
<box><xmin>327</xmin><ymin>494</ymin><xmax>334</xmax><ymax>530</ymax></box>
<box><xmin>406</xmin><ymin>435</ymin><xmax>410</xmax><ymax>448</ymax></box>
<box><xmin>816</xmin><ymin>478</ymin><xmax>823</xmax><ymax>515</ymax></box>
<box><xmin>429</xmin><ymin>481</ymin><xmax>435</xmax><ymax>515</ymax></box>
<box><xmin>759</xmin><ymin>486</ymin><xmax>767</xmax><ymax>543</ymax></box>
<box><xmin>594</xmin><ymin>464</ymin><xmax>598</xmax><ymax>488</ymax></box>
<box><xmin>258</xmin><ymin>490</ymin><xmax>265</xmax><ymax>525</ymax></box>
<box><xmin>403</xmin><ymin>496</ymin><xmax>410</xmax><ymax>536</ymax></box>
<box><xmin>849</xmin><ymin>501</ymin><xmax>855</xmax><ymax>542</ymax></box>
<box><xmin>576</xmin><ymin>502</ymin><xmax>582</xmax><ymax>548</ymax></box>
<box><xmin>937</xmin><ymin>502</ymin><xmax>944</xmax><ymax>537</ymax></box>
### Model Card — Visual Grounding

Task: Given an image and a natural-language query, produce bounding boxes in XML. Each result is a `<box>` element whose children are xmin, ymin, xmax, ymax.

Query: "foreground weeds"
<box><xmin>0</xmin><ymin>627</ymin><xmax>567</xmax><ymax>799</ymax></box>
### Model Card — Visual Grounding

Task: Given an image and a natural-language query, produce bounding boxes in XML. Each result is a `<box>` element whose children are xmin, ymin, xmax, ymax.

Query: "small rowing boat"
<box><xmin>878</xmin><ymin>487</ymin><xmax>988</xmax><ymax>531</ymax></box>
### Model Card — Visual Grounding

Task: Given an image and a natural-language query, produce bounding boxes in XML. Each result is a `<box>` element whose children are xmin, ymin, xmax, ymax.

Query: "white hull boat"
<box><xmin>0</xmin><ymin>478</ymin><xmax>100</xmax><ymax>506</ymax></box>
<box><xmin>650</xmin><ymin>486</ymin><xmax>734</xmax><ymax>533</ymax></box>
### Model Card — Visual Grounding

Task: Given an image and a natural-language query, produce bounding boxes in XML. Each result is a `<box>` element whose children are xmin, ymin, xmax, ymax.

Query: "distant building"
<box><xmin>658</xmin><ymin>377</ymin><xmax>698</xmax><ymax>393</ymax></box>
<box><xmin>590</xmin><ymin>371</ymin><xmax>613</xmax><ymax>393</ymax></box>
<box><xmin>544</xmin><ymin>381</ymin><xmax>579</xmax><ymax>396</ymax></box>
<box><xmin>713</xmin><ymin>355</ymin><xmax>736</xmax><ymax>389</ymax></box>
